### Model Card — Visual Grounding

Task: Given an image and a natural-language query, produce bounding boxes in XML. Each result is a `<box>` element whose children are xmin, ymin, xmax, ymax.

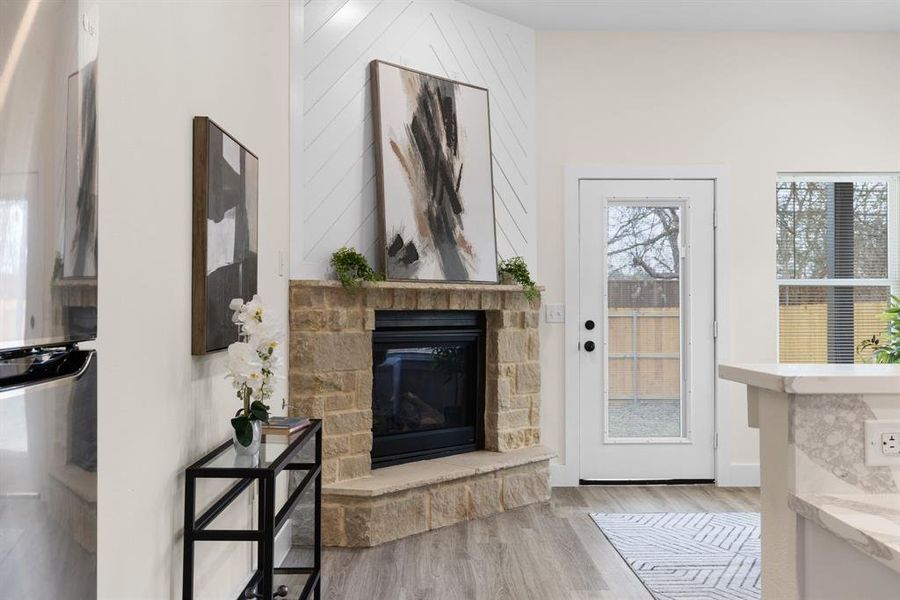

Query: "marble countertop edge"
<box><xmin>789</xmin><ymin>491</ymin><xmax>900</xmax><ymax>574</ymax></box>
<box><xmin>719</xmin><ymin>363</ymin><xmax>900</xmax><ymax>395</ymax></box>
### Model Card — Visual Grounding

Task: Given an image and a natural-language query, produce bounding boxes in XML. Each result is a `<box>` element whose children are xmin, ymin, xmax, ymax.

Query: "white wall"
<box><xmin>536</xmin><ymin>32</ymin><xmax>900</xmax><ymax>484</ymax></box>
<box><xmin>97</xmin><ymin>2</ymin><xmax>290</xmax><ymax>598</ymax></box>
<box><xmin>293</xmin><ymin>0</ymin><xmax>536</xmax><ymax>278</ymax></box>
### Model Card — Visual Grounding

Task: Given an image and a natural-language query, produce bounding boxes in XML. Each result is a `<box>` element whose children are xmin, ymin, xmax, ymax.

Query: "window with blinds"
<box><xmin>776</xmin><ymin>175</ymin><xmax>899</xmax><ymax>363</ymax></box>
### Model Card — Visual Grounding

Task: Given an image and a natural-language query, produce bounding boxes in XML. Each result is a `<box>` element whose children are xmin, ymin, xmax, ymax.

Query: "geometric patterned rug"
<box><xmin>590</xmin><ymin>512</ymin><xmax>760</xmax><ymax>600</ymax></box>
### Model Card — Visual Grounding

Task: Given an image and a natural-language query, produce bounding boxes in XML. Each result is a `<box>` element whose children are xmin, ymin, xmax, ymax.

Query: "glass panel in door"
<box><xmin>606</xmin><ymin>204</ymin><xmax>684</xmax><ymax>439</ymax></box>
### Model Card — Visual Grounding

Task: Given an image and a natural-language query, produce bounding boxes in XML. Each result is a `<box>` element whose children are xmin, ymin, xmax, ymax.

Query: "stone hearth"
<box><xmin>289</xmin><ymin>280</ymin><xmax>550</xmax><ymax>547</ymax></box>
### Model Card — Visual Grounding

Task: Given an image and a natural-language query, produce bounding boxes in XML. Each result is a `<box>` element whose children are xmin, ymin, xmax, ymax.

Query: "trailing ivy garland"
<box><xmin>330</xmin><ymin>246</ymin><xmax>383</xmax><ymax>290</ymax></box>
<box><xmin>498</xmin><ymin>256</ymin><xmax>540</xmax><ymax>301</ymax></box>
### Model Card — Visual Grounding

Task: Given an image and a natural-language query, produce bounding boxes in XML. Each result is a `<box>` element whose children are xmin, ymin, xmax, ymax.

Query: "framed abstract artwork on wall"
<box><xmin>370</xmin><ymin>60</ymin><xmax>498</xmax><ymax>283</ymax></box>
<box><xmin>63</xmin><ymin>61</ymin><xmax>98</xmax><ymax>279</ymax></box>
<box><xmin>192</xmin><ymin>117</ymin><xmax>258</xmax><ymax>355</ymax></box>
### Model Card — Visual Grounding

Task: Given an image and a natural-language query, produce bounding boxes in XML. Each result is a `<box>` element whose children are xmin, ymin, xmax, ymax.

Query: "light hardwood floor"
<box><xmin>321</xmin><ymin>485</ymin><xmax>760</xmax><ymax>600</ymax></box>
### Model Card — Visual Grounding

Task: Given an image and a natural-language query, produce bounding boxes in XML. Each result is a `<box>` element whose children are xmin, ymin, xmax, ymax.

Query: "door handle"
<box><xmin>583</xmin><ymin>341</ymin><xmax>596</xmax><ymax>352</ymax></box>
<box><xmin>585</xmin><ymin>320</ymin><xmax>595</xmax><ymax>330</ymax></box>
<box><xmin>0</xmin><ymin>347</ymin><xmax>93</xmax><ymax>391</ymax></box>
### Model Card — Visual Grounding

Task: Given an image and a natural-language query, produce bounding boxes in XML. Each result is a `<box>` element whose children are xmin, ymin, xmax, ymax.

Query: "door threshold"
<box><xmin>579</xmin><ymin>478</ymin><xmax>715</xmax><ymax>486</ymax></box>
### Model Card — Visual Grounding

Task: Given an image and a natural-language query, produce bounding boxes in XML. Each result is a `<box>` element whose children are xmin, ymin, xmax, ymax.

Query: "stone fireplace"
<box><xmin>289</xmin><ymin>280</ymin><xmax>552</xmax><ymax>547</ymax></box>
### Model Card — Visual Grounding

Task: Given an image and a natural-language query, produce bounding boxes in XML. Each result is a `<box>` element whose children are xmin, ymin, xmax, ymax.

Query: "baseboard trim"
<box><xmin>550</xmin><ymin>461</ymin><xmax>579</xmax><ymax>487</ymax></box>
<box><xmin>717</xmin><ymin>463</ymin><xmax>760</xmax><ymax>487</ymax></box>
<box><xmin>551</xmin><ymin>460</ymin><xmax>760</xmax><ymax>488</ymax></box>
<box><xmin>579</xmin><ymin>478</ymin><xmax>715</xmax><ymax>486</ymax></box>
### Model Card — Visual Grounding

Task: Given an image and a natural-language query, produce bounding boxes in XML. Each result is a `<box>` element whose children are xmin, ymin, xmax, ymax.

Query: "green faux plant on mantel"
<box><xmin>330</xmin><ymin>246</ymin><xmax>383</xmax><ymax>290</ymax></box>
<box><xmin>498</xmin><ymin>256</ymin><xmax>540</xmax><ymax>302</ymax></box>
<box><xmin>858</xmin><ymin>295</ymin><xmax>900</xmax><ymax>364</ymax></box>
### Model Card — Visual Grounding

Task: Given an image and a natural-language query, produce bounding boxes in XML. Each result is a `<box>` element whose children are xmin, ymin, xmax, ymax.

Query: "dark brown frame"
<box><xmin>369</xmin><ymin>59</ymin><xmax>499</xmax><ymax>284</ymax></box>
<box><xmin>191</xmin><ymin>116</ymin><xmax>259</xmax><ymax>355</ymax></box>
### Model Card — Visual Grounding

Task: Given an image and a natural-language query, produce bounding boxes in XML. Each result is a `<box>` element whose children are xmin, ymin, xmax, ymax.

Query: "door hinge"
<box><xmin>713</xmin><ymin>320</ymin><xmax>719</xmax><ymax>339</ymax></box>
<box><xmin>714</xmin><ymin>432</ymin><xmax>719</xmax><ymax>449</ymax></box>
<box><xmin>713</xmin><ymin>210</ymin><xmax>718</xmax><ymax>229</ymax></box>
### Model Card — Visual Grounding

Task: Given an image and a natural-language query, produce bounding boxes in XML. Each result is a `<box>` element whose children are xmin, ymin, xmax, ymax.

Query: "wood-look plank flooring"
<box><xmin>321</xmin><ymin>485</ymin><xmax>760</xmax><ymax>600</ymax></box>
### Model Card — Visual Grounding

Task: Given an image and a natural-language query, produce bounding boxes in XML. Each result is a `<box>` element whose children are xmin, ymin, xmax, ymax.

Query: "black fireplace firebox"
<box><xmin>371</xmin><ymin>311</ymin><xmax>485</xmax><ymax>468</ymax></box>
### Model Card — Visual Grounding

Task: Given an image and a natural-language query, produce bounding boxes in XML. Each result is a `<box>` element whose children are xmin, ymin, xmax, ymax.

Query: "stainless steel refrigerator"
<box><xmin>1</xmin><ymin>2</ymin><xmax>98</xmax><ymax>597</ymax></box>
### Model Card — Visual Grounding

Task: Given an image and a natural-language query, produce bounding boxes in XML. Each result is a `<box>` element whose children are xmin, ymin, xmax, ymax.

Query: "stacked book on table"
<box><xmin>262</xmin><ymin>416</ymin><xmax>311</xmax><ymax>436</ymax></box>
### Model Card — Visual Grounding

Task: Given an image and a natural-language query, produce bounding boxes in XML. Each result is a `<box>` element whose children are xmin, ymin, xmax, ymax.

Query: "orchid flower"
<box><xmin>225</xmin><ymin>296</ymin><xmax>282</xmax><ymax>431</ymax></box>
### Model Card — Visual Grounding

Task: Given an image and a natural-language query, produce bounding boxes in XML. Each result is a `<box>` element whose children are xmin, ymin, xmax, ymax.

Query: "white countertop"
<box><xmin>789</xmin><ymin>492</ymin><xmax>900</xmax><ymax>574</ymax></box>
<box><xmin>719</xmin><ymin>363</ymin><xmax>900</xmax><ymax>395</ymax></box>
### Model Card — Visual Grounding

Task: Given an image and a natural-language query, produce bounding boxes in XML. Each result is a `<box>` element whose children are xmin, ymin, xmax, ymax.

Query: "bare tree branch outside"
<box><xmin>605</xmin><ymin>205</ymin><xmax>683</xmax><ymax>438</ymax></box>
<box><xmin>608</xmin><ymin>206</ymin><xmax>681</xmax><ymax>281</ymax></box>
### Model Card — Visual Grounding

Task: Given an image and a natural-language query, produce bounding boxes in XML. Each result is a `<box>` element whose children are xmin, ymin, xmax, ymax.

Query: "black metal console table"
<box><xmin>183</xmin><ymin>420</ymin><xmax>322</xmax><ymax>600</ymax></box>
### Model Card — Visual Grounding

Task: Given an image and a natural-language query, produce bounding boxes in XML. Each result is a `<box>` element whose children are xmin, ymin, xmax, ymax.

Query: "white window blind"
<box><xmin>776</xmin><ymin>174</ymin><xmax>899</xmax><ymax>363</ymax></box>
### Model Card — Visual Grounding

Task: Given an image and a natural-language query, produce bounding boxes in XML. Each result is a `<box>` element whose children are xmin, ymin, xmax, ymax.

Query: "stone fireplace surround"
<box><xmin>289</xmin><ymin>280</ymin><xmax>552</xmax><ymax>547</ymax></box>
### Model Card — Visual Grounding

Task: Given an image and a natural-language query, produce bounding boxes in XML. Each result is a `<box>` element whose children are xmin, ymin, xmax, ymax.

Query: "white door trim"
<box><xmin>554</xmin><ymin>165</ymin><xmax>748</xmax><ymax>487</ymax></box>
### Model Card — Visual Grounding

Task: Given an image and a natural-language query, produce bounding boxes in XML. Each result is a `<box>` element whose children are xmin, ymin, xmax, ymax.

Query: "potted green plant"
<box><xmin>226</xmin><ymin>295</ymin><xmax>278</xmax><ymax>455</ymax></box>
<box><xmin>330</xmin><ymin>246</ymin><xmax>383</xmax><ymax>290</ymax></box>
<box><xmin>858</xmin><ymin>295</ymin><xmax>900</xmax><ymax>363</ymax></box>
<box><xmin>498</xmin><ymin>256</ymin><xmax>540</xmax><ymax>301</ymax></box>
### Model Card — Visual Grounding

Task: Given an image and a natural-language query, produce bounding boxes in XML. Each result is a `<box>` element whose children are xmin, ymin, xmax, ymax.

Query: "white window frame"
<box><xmin>775</xmin><ymin>172</ymin><xmax>900</xmax><ymax>363</ymax></box>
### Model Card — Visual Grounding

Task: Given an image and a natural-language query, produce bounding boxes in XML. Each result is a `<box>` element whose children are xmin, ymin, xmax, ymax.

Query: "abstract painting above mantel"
<box><xmin>370</xmin><ymin>60</ymin><xmax>498</xmax><ymax>283</ymax></box>
<box><xmin>63</xmin><ymin>61</ymin><xmax>98</xmax><ymax>279</ymax></box>
<box><xmin>191</xmin><ymin>117</ymin><xmax>258</xmax><ymax>355</ymax></box>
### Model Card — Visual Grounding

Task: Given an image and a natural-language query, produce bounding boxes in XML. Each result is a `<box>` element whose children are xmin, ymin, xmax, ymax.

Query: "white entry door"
<box><xmin>579</xmin><ymin>179</ymin><xmax>716</xmax><ymax>481</ymax></box>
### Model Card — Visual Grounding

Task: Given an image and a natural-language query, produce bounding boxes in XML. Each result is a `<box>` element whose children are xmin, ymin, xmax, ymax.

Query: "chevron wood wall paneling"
<box><xmin>297</xmin><ymin>0</ymin><xmax>536</xmax><ymax>278</ymax></box>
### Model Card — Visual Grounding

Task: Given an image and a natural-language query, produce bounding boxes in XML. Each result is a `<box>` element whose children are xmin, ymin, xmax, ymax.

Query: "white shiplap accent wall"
<box><xmin>293</xmin><ymin>0</ymin><xmax>536</xmax><ymax>278</ymax></box>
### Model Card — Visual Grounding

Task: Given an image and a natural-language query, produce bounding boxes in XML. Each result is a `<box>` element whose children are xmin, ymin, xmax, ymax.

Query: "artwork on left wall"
<box><xmin>62</xmin><ymin>60</ymin><xmax>98</xmax><ymax>279</ymax></box>
<box><xmin>192</xmin><ymin>117</ymin><xmax>258</xmax><ymax>355</ymax></box>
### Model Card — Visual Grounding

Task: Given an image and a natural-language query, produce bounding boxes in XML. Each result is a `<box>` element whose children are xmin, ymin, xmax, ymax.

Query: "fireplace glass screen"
<box><xmin>371</xmin><ymin>311</ymin><xmax>484</xmax><ymax>467</ymax></box>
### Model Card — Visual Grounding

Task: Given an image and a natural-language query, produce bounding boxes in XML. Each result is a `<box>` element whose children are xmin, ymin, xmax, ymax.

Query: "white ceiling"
<box><xmin>459</xmin><ymin>0</ymin><xmax>900</xmax><ymax>32</ymax></box>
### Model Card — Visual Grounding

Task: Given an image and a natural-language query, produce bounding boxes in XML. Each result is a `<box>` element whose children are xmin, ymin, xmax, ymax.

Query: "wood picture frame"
<box><xmin>192</xmin><ymin>116</ymin><xmax>259</xmax><ymax>355</ymax></box>
<box><xmin>370</xmin><ymin>60</ymin><xmax>499</xmax><ymax>284</ymax></box>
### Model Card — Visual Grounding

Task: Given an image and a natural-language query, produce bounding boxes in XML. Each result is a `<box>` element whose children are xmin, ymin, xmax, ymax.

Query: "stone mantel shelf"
<box><xmin>325</xmin><ymin>446</ymin><xmax>556</xmax><ymax>498</ymax></box>
<box><xmin>292</xmin><ymin>279</ymin><xmax>544</xmax><ymax>293</ymax></box>
<box><xmin>719</xmin><ymin>363</ymin><xmax>900</xmax><ymax>395</ymax></box>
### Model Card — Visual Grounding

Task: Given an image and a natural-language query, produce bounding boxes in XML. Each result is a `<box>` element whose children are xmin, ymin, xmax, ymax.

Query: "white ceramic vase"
<box><xmin>232</xmin><ymin>420</ymin><xmax>262</xmax><ymax>456</ymax></box>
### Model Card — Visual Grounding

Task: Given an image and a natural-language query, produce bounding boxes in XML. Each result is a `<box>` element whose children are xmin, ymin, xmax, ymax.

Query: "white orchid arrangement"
<box><xmin>226</xmin><ymin>295</ymin><xmax>280</xmax><ymax>446</ymax></box>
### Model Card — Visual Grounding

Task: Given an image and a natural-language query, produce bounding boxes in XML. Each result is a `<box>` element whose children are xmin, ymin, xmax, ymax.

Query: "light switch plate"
<box><xmin>545</xmin><ymin>304</ymin><xmax>565</xmax><ymax>323</ymax></box>
<box><xmin>864</xmin><ymin>420</ymin><xmax>900</xmax><ymax>466</ymax></box>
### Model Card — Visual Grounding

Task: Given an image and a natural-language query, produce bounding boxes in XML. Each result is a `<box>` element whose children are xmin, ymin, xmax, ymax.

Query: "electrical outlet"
<box><xmin>864</xmin><ymin>420</ymin><xmax>900</xmax><ymax>466</ymax></box>
<box><xmin>545</xmin><ymin>304</ymin><xmax>565</xmax><ymax>323</ymax></box>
